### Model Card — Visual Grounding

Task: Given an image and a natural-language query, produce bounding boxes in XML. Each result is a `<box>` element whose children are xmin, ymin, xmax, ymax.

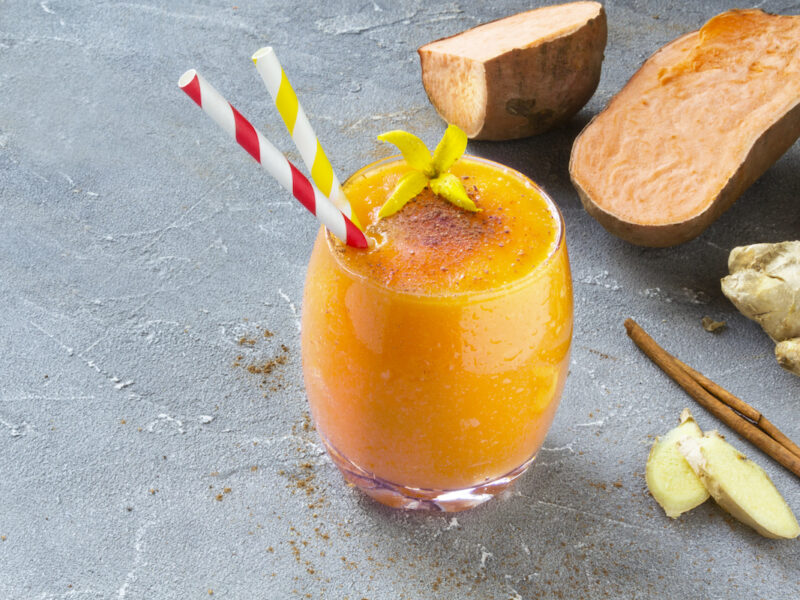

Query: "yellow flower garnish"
<box><xmin>377</xmin><ymin>125</ymin><xmax>479</xmax><ymax>218</ymax></box>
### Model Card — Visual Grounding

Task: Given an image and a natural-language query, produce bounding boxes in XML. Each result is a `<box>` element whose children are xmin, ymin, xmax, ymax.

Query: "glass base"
<box><xmin>320</xmin><ymin>436</ymin><xmax>536</xmax><ymax>512</ymax></box>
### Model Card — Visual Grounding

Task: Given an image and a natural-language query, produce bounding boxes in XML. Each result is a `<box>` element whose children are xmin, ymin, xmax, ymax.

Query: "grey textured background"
<box><xmin>2</xmin><ymin>1</ymin><xmax>799</xmax><ymax>598</ymax></box>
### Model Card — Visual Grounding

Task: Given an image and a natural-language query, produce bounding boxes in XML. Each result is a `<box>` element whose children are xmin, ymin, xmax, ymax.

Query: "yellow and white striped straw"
<box><xmin>252</xmin><ymin>47</ymin><xmax>360</xmax><ymax>229</ymax></box>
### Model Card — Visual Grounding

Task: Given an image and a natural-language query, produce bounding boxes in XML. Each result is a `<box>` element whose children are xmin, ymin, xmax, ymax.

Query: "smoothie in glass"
<box><xmin>301</xmin><ymin>155</ymin><xmax>572</xmax><ymax>511</ymax></box>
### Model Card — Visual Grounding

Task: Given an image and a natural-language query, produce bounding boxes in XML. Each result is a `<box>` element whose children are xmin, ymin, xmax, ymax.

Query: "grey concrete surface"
<box><xmin>2</xmin><ymin>1</ymin><xmax>799</xmax><ymax>598</ymax></box>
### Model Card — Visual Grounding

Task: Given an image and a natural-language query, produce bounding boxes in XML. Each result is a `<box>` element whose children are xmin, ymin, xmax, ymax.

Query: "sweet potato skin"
<box><xmin>478</xmin><ymin>8</ymin><xmax>607</xmax><ymax>140</ymax></box>
<box><xmin>418</xmin><ymin>4</ymin><xmax>607</xmax><ymax>141</ymax></box>
<box><xmin>569</xmin><ymin>12</ymin><xmax>800</xmax><ymax>247</ymax></box>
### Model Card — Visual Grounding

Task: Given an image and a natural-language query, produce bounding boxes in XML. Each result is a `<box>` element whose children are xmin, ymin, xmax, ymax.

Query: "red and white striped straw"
<box><xmin>178</xmin><ymin>69</ymin><xmax>367</xmax><ymax>249</ymax></box>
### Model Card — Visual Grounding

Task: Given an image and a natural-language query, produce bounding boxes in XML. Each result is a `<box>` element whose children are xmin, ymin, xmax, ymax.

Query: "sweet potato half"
<box><xmin>570</xmin><ymin>9</ymin><xmax>800</xmax><ymax>247</ymax></box>
<box><xmin>418</xmin><ymin>2</ymin><xmax>606</xmax><ymax>141</ymax></box>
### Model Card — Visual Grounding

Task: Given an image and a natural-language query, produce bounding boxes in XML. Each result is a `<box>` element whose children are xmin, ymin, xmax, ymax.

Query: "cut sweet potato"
<box><xmin>570</xmin><ymin>10</ymin><xmax>800</xmax><ymax>247</ymax></box>
<box><xmin>418</xmin><ymin>2</ymin><xmax>606</xmax><ymax>141</ymax></box>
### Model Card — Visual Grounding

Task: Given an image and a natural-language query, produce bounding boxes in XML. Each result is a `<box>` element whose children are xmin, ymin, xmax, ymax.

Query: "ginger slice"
<box><xmin>646</xmin><ymin>409</ymin><xmax>709</xmax><ymax>518</ymax></box>
<box><xmin>678</xmin><ymin>432</ymin><xmax>800</xmax><ymax>539</ymax></box>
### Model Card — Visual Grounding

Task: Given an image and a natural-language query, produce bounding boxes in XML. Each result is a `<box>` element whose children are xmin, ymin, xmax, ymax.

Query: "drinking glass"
<box><xmin>302</xmin><ymin>156</ymin><xmax>572</xmax><ymax>511</ymax></box>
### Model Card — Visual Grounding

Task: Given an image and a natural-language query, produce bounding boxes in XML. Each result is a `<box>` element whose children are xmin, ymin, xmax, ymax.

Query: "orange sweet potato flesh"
<box><xmin>570</xmin><ymin>9</ymin><xmax>800</xmax><ymax>247</ymax></box>
<box><xmin>418</xmin><ymin>2</ymin><xmax>606</xmax><ymax>141</ymax></box>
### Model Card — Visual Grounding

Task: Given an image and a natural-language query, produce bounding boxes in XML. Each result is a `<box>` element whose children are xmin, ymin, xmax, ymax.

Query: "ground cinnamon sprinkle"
<box><xmin>232</xmin><ymin>325</ymin><xmax>291</xmax><ymax>395</ymax></box>
<box><xmin>292</xmin><ymin>469</ymin><xmax>316</xmax><ymax>497</ymax></box>
<box><xmin>298</xmin><ymin>412</ymin><xmax>314</xmax><ymax>432</ymax></box>
<box><xmin>237</xmin><ymin>339</ymin><xmax>289</xmax><ymax>375</ymax></box>
<box><xmin>246</xmin><ymin>353</ymin><xmax>287</xmax><ymax>375</ymax></box>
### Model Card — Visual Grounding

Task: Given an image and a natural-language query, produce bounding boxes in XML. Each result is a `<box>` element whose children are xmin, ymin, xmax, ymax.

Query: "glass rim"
<box><xmin>324</xmin><ymin>154</ymin><xmax>566</xmax><ymax>303</ymax></box>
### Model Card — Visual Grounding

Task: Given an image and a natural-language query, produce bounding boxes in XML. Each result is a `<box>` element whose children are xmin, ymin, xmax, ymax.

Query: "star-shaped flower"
<box><xmin>377</xmin><ymin>125</ymin><xmax>480</xmax><ymax>218</ymax></box>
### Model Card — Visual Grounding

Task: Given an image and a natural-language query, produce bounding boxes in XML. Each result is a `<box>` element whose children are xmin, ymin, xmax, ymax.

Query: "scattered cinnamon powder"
<box><xmin>246</xmin><ymin>353</ymin><xmax>287</xmax><ymax>375</ymax></box>
<box><xmin>291</xmin><ymin>467</ymin><xmax>316</xmax><ymax>497</ymax></box>
<box><xmin>295</xmin><ymin>412</ymin><xmax>314</xmax><ymax>433</ymax></box>
<box><xmin>239</xmin><ymin>342</ymin><xmax>290</xmax><ymax>377</ymax></box>
<box><xmin>232</xmin><ymin>326</ymin><xmax>291</xmax><ymax>395</ymax></box>
<box><xmin>288</xmin><ymin>540</ymin><xmax>301</xmax><ymax>562</ymax></box>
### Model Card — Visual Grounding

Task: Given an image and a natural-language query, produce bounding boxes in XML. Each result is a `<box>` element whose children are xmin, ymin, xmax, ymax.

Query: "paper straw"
<box><xmin>251</xmin><ymin>47</ymin><xmax>360</xmax><ymax>229</ymax></box>
<box><xmin>178</xmin><ymin>69</ymin><xmax>367</xmax><ymax>249</ymax></box>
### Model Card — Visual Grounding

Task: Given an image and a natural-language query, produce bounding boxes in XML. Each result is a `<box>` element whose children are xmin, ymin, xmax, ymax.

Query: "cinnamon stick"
<box><xmin>674</xmin><ymin>357</ymin><xmax>800</xmax><ymax>461</ymax></box>
<box><xmin>624</xmin><ymin>318</ymin><xmax>800</xmax><ymax>480</ymax></box>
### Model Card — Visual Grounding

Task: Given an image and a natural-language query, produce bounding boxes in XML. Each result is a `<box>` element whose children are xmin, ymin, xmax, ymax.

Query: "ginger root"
<box><xmin>777</xmin><ymin>339</ymin><xmax>800</xmax><ymax>373</ymax></box>
<box><xmin>678</xmin><ymin>432</ymin><xmax>800</xmax><ymax>539</ymax></box>
<box><xmin>721</xmin><ymin>241</ymin><xmax>800</xmax><ymax>376</ymax></box>
<box><xmin>645</xmin><ymin>409</ymin><xmax>709</xmax><ymax>518</ymax></box>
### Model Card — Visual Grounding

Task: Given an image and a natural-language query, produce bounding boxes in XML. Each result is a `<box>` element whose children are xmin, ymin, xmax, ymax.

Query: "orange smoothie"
<box><xmin>302</xmin><ymin>156</ymin><xmax>572</xmax><ymax>505</ymax></box>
